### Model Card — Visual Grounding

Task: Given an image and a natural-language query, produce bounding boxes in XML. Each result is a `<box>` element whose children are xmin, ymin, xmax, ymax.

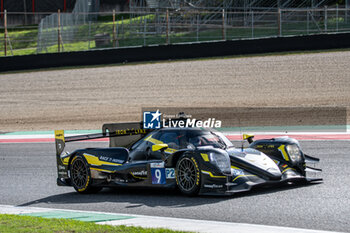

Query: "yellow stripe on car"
<box><xmin>83</xmin><ymin>154</ymin><xmax>122</xmax><ymax>166</ymax></box>
<box><xmin>145</xmin><ymin>136</ymin><xmax>178</xmax><ymax>153</ymax></box>
<box><xmin>130</xmin><ymin>173</ymin><xmax>147</xmax><ymax>179</ymax></box>
<box><xmin>201</xmin><ymin>153</ymin><xmax>209</xmax><ymax>162</ymax></box>
<box><xmin>144</xmin><ymin>136</ymin><xmax>163</xmax><ymax>145</ymax></box>
<box><xmin>278</xmin><ymin>145</ymin><xmax>290</xmax><ymax>161</ymax></box>
<box><xmin>201</xmin><ymin>170</ymin><xmax>226</xmax><ymax>178</ymax></box>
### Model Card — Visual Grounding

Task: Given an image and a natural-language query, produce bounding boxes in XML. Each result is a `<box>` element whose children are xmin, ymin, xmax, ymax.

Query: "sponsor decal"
<box><xmin>115</xmin><ymin>128</ymin><xmax>147</xmax><ymax>135</ymax></box>
<box><xmin>99</xmin><ymin>156</ymin><xmax>109</xmax><ymax>161</ymax></box>
<box><xmin>99</xmin><ymin>156</ymin><xmax>123</xmax><ymax>164</ymax></box>
<box><xmin>166</xmin><ymin>168</ymin><xmax>175</xmax><ymax>179</ymax></box>
<box><xmin>131</xmin><ymin>170</ymin><xmax>147</xmax><ymax>176</ymax></box>
<box><xmin>204</xmin><ymin>184</ymin><xmax>223</xmax><ymax>189</ymax></box>
<box><xmin>115</xmin><ymin>178</ymin><xmax>127</xmax><ymax>183</ymax></box>
<box><xmin>150</xmin><ymin>162</ymin><xmax>164</xmax><ymax>168</ymax></box>
<box><xmin>143</xmin><ymin>110</ymin><xmax>162</xmax><ymax>129</ymax></box>
<box><xmin>58</xmin><ymin>165</ymin><xmax>66</xmax><ymax>170</ymax></box>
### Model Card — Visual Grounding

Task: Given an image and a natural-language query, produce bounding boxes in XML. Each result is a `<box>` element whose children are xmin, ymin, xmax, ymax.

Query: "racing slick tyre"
<box><xmin>176</xmin><ymin>154</ymin><xmax>201</xmax><ymax>196</ymax></box>
<box><xmin>70</xmin><ymin>155</ymin><xmax>102</xmax><ymax>194</ymax></box>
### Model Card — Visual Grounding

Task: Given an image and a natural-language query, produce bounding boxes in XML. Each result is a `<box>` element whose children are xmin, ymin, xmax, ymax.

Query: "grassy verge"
<box><xmin>0</xmin><ymin>214</ymin><xmax>190</xmax><ymax>233</ymax></box>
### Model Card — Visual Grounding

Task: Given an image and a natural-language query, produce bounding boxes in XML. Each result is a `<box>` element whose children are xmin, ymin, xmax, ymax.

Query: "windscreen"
<box><xmin>185</xmin><ymin>130</ymin><xmax>234</xmax><ymax>149</ymax></box>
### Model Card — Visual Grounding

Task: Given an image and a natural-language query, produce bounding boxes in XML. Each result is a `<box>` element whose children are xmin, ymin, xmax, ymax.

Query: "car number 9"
<box><xmin>155</xmin><ymin>169</ymin><xmax>161</xmax><ymax>183</ymax></box>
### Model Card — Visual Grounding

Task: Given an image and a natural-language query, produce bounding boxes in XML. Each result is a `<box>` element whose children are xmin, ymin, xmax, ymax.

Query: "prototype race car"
<box><xmin>55</xmin><ymin>122</ymin><xmax>322</xmax><ymax>196</ymax></box>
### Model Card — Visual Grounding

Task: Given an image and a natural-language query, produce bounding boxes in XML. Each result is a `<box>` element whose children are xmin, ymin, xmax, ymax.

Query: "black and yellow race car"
<box><xmin>55</xmin><ymin>122</ymin><xmax>322</xmax><ymax>196</ymax></box>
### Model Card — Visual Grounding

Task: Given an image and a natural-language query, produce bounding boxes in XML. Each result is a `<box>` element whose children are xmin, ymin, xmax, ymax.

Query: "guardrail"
<box><xmin>1</xmin><ymin>32</ymin><xmax>350</xmax><ymax>72</ymax></box>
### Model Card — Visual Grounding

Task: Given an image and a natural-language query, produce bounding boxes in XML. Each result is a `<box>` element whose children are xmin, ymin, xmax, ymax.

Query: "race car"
<box><xmin>55</xmin><ymin>122</ymin><xmax>322</xmax><ymax>196</ymax></box>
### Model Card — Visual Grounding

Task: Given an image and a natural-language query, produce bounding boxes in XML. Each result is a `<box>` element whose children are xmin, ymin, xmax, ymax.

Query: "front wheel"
<box><xmin>176</xmin><ymin>154</ymin><xmax>201</xmax><ymax>196</ymax></box>
<box><xmin>70</xmin><ymin>155</ymin><xmax>102</xmax><ymax>194</ymax></box>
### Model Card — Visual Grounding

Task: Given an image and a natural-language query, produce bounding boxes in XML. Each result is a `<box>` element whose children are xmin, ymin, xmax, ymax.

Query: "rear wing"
<box><xmin>55</xmin><ymin>122</ymin><xmax>151</xmax><ymax>157</ymax></box>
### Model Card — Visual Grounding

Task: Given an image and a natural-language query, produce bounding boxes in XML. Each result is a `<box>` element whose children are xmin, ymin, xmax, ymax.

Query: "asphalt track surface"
<box><xmin>0</xmin><ymin>141</ymin><xmax>349</xmax><ymax>232</ymax></box>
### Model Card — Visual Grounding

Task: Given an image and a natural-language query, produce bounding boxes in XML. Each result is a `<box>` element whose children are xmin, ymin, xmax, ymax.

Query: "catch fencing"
<box><xmin>1</xmin><ymin>7</ymin><xmax>350</xmax><ymax>56</ymax></box>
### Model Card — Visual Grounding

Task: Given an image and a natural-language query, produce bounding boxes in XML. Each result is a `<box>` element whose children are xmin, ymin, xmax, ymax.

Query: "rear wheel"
<box><xmin>176</xmin><ymin>154</ymin><xmax>201</xmax><ymax>196</ymax></box>
<box><xmin>70</xmin><ymin>155</ymin><xmax>102</xmax><ymax>194</ymax></box>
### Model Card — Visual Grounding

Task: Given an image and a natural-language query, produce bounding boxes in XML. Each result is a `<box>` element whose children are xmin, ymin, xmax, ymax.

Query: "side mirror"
<box><xmin>152</xmin><ymin>144</ymin><xmax>169</xmax><ymax>152</ymax></box>
<box><xmin>243</xmin><ymin>134</ymin><xmax>254</xmax><ymax>144</ymax></box>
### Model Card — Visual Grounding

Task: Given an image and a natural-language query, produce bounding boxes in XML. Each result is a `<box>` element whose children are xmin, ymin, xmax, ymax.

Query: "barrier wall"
<box><xmin>1</xmin><ymin>32</ymin><xmax>350</xmax><ymax>72</ymax></box>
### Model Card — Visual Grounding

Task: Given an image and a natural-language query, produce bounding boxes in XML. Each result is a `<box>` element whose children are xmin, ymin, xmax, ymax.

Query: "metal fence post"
<box><xmin>324</xmin><ymin>6</ymin><xmax>327</xmax><ymax>32</ymax></box>
<box><xmin>196</xmin><ymin>13</ymin><xmax>199</xmax><ymax>42</ymax></box>
<box><xmin>307</xmin><ymin>10</ymin><xmax>309</xmax><ymax>34</ymax></box>
<box><xmin>23</xmin><ymin>0</ymin><xmax>28</xmax><ymax>25</ymax></box>
<box><xmin>336</xmin><ymin>4</ymin><xmax>339</xmax><ymax>32</ymax></box>
<box><xmin>130</xmin><ymin>15</ymin><xmax>133</xmax><ymax>39</ymax></box>
<box><xmin>166</xmin><ymin>9</ymin><xmax>169</xmax><ymax>45</ymax></box>
<box><xmin>222</xmin><ymin>9</ymin><xmax>226</xmax><ymax>40</ymax></box>
<box><xmin>113</xmin><ymin>10</ymin><xmax>116</xmax><ymax>47</ymax></box>
<box><xmin>144</xmin><ymin>16</ymin><xmax>147</xmax><ymax>46</ymax></box>
<box><xmin>4</xmin><ymin>9</ymin><xmax>7</xmax><ymax>56</ymax></box>
<box><xmin>88</xmin><ymin>21</ymin><xmax>91</xmax><ymax>49</ymax></box>
<box><xmin>58</xmin><ymin>9</ymin><xmax>61</xmax><ymax>53</ymax></box>
<box><xmin>346</xmin><ymin>0</ymin><xmax>349</xmax><ymax>24</ymax></box>
<box><xmin>251</xmin><ymin>11</ymin><xmax>254</xmax><ymax>38</ymax></box>
<box><xmin>116</xmin><ymin>19</ymin><xmax>119</xmax><ymax>47</ymax></box>
<box><xmin>278</xmin><ymin>8</ymin><xmax>282</xmax><ymax>36</ymax></box>
<box><xmin>121</xmin><ymin>16</ymin><xmax>124</xmax><ymax>39</ymax></box>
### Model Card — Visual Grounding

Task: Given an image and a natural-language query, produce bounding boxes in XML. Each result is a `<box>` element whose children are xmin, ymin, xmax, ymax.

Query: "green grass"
<box><xmin>0</xmin><ymin>14</ymin><xmax>156</xmax><ymax>55</ymax></box>
<box><xmin>0</xmin><ymin>47</ymin><xmax>37</xmax><ymax>56</ymax></box>
<box><xmin>0</xmin><ymin>26</ymin><xmax>39</xmax><ymax>51</ymax></box>
<box><xmin>0</xmin><ymin>214</ymin><xmax>191</xmax><ymax>233</ymax></box>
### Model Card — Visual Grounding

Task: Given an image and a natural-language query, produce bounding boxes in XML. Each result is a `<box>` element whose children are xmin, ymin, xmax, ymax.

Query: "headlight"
<box><xmin>209</xmin><ymin>152</ymin><xmax>231</xmax><ymax>175</ymax></box>
<box><xmin>286</xmin><ymin>144</ymin><xmax>302</xmax><ymax>162</ymax></box>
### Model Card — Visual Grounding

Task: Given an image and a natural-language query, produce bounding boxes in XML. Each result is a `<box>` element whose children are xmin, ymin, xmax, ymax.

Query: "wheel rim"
<box><xmin>71</xmin><ymin>158</ymin><xmax>88</xmax><ymax>189</ymax></box>
<box><xmin>177</xmin><ymin>158</ymin><xmax>197</xmax><ymax>191</ymax></box>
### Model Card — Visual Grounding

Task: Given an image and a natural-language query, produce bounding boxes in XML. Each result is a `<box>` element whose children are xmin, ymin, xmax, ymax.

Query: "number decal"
<box><xmin>166</xmin><ymin>168</ymin><xmax>175</xmax><ymax>179</ymax></box>
<box><xmin>155</xmin><ymin>169</ymin><xmax>161</xmax><ymax>183</ymax></box>
<box><xmin>151</xmin><ymin>168</ymin><xmax>166</xmax><ymax>184</ymax></box>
